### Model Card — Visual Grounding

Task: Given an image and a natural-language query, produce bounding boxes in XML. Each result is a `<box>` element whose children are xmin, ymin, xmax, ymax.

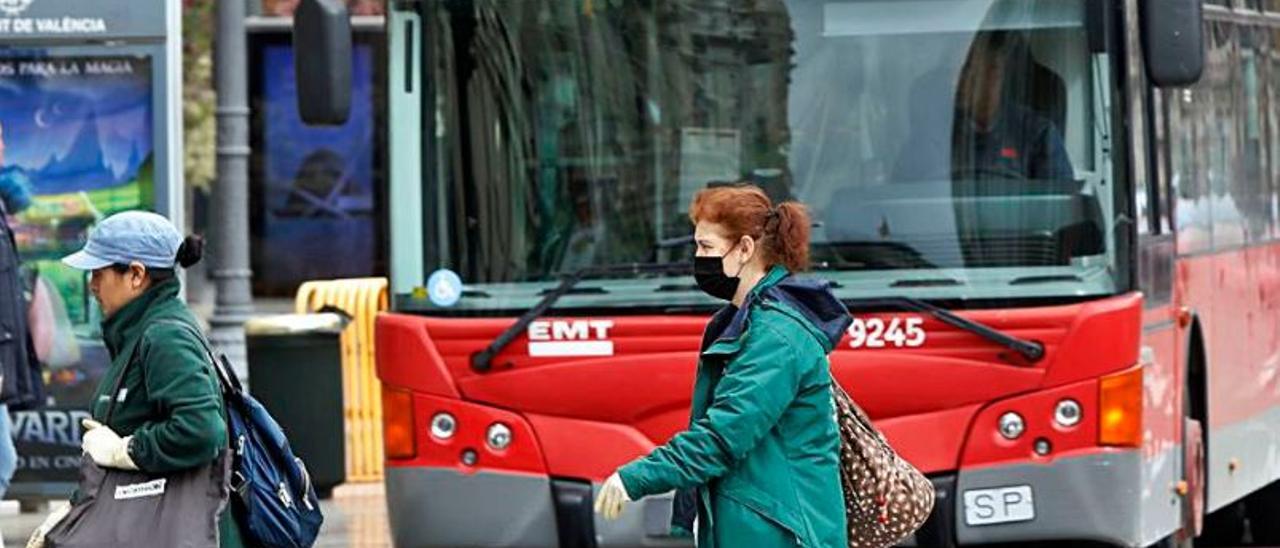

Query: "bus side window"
<box><xmin>1237</xmin><ymin>27</ymin><xmax>1269</xmax><ymax>244</ymax></box>
<box><xmin>1269</xmin><ymin>23</ymin><xmax>1280</xmax><ymax>240</ymax></box>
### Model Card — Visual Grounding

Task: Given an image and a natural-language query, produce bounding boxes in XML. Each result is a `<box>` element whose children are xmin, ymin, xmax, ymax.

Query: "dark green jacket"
<box><xmin>90</xmin><ymin>279</ymin><xmax>243</xmax><ymax>547</ymax></box>
<box><xmin>619</xmin><ymin>267</ymin><xmax>851</xmax><ymax>547</ymax></box>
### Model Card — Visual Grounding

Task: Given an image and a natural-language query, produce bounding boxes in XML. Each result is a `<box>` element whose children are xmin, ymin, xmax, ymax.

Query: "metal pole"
<box><xmin>211</xmin><ymin>0</ymin><xmax>253</xmax><ymax>378</ymax></box>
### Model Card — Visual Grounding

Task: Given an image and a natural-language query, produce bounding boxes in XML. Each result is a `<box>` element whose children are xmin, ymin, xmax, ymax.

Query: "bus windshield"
<box><xmin>408</xmin><ymin>0</ymin><xmax>1125</xmax><ymax>312</ymax></box>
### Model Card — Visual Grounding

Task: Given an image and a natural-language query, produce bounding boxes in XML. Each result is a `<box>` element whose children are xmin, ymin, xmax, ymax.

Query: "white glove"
<box><xmin>593</xmin><ymin>472</ymin><xmax>633</xmax><ymax>520</ymax></box>
<box><xmin>26</xmin><ymin>503</ymin><xmax>70</xmax><ymax>548</ymax></box>
<box><xmin>81</xmin><ymin>419</ymin><xmax>138</xmax><ymax>471</ymax></box>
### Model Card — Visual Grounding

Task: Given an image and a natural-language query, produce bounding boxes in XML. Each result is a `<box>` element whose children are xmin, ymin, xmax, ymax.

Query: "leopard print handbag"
<box><xmin>831</xmin><ymin>378</ymin><xmax>936</xmax><ymax>548</ymax></box>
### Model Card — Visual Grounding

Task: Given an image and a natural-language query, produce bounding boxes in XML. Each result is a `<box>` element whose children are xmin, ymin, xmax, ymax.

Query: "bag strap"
<box><xmin>830</xmin><ymin>372</ymin><xmax>883</xmax><ymax>440</ymax></box>
<box><xmin>102</xmin><ymin>329</ymin><xmax>152</xmax><ymax>424</ymax></box>
<box><xmin>830</xmin><ymin>372</ymin><xmax>892</xmax><ymax>485</ymax></box>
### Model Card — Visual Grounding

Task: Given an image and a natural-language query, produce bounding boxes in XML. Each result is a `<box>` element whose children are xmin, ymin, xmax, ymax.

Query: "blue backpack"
<box><xmin>176</xmin><ymin>322</ymin><xmax>325</xmax><ymax>547</ymax></box>
<box><xmin>216</xmin><ymin>354</ymin><xmax>324</xmax><ymax>547</ymax></box>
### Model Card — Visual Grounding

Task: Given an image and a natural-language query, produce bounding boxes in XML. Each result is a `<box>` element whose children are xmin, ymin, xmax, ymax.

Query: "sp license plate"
<box><xmin>963</xmin><ymin>485</ymin><xmax>1035</xmax><ymax>526</ymax></box>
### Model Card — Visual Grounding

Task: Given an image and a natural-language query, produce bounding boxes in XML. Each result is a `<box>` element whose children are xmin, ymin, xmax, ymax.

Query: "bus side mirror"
<box><xmin>1140</xmin><ymin>0</ymin><xmax>1204</xmax><ymax>88</ymax></box>
<box><xmin>294</xmin><ymin>0</ymin><xmax>352</xmax><ymax>125</ymax></box>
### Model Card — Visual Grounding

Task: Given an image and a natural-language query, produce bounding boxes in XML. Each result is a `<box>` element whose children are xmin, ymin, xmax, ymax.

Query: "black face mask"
<box><xmin>694</xmin><ymin>244</ymin><xmax>744</xmax><ymax>302</ymax></box>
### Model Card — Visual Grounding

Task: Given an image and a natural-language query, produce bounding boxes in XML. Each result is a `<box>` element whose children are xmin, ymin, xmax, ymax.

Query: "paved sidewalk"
<box><xmin>0</xmin><ymin>482</ymin><xmax>391</xmax><ymax>547</ymax></box>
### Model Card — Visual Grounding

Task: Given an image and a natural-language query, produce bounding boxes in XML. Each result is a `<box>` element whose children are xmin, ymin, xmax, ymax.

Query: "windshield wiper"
<box><xmin>470</xmin><ymin>261</ymin><xmax>694</xmax><ymax>372</ymax></box>
<box><xmin>846</xmin><ymin>296</ymin><xmax>1045</xmax><ymax>364</ymax></box>
<box><xmin>890</xmin><ymin>277</ymin><xmax>963</xmax><ymax>288</ymax></box>
<box><xmin>1009</xmin><ymin>274</ymin><xmax>1084</xmax><ymax>285</ymax></box>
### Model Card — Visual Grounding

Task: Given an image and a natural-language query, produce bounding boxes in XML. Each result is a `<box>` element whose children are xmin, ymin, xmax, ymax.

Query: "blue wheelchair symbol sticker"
<box><xmin>426</xmin><ymin>269</ymin><xmax>463</xmax><ymax>307</ymax></box>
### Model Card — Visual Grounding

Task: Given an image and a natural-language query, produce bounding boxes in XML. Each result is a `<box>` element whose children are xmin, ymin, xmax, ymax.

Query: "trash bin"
<box><xmin>244</xmin><ymin>311</ymin><xmax>350</xmax><ymax>499</ymax></box>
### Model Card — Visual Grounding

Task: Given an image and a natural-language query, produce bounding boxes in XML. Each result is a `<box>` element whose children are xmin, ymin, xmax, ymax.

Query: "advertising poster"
<box><xmin>255</xmin><ymin>42</ymin><xmax>377</xmax><ymax>295</ymax></box>
<box><xmin>0</xmin><ymin>54</ymin><xmax>154</xmax><ymax>484</ymax></box>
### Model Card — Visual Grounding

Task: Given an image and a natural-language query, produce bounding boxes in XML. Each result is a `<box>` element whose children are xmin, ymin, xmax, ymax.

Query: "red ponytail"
<box><xmin>771</xmin><ymin>201</ymin><xmax>811</xmax><ymax>272</ymax></box>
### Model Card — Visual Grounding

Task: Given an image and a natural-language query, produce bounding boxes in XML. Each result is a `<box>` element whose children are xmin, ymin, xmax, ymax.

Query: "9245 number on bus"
<box><xmin>847</xmin><ymin>317</ymin><xmax>926</xmax><ymax>349</ymax></box>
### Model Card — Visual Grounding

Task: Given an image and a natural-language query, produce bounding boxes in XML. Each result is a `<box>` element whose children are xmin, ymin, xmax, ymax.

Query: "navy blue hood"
<box><xmin>703</xmin><ymin>267</ymin><xmax>852</xmax><ymax>354</ymax></box>
<box><xmin>761</xmin><ymin>274</ymin><xmax>853</xmax><ymax>352</ymax></box>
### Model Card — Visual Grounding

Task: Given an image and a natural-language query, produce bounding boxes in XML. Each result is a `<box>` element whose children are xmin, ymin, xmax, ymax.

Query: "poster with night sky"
<box><xmin>0</xmin><ymin>55</ymin><xmax>154</xmax><ymax>328</ymax></box>
<box><xmin>0</xmin><ymin>55</ymin><xmax>152</xmax><ymax>207</ymax></box>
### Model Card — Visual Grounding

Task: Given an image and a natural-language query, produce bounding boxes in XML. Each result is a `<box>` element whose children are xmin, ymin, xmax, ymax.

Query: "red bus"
<box><xmin>294</xmin><ymin>0</ymin><xmax>1280</xmax><ymax>546</ymax></box>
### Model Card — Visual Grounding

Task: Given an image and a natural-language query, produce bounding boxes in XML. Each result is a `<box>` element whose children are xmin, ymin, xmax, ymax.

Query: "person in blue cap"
<box><xmin>26</xmin><ymin>211</ymin><xmax>244</xmax><ymax>548</ymax></box>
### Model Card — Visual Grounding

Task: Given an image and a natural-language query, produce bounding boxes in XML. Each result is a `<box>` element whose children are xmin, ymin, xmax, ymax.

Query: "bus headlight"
<box><xmin>430</xmin><ymin>412</ymin><xmax>457</xmax><ymax>440</ymax></box>
<box><xmin>999</xmin><ymin>412</ymin><xmax>1026</xmax><ymax>440</ymax></box>
<box><xmin>486</xmin><ymin>423</ymin><xmax>512</xmax><ymax>451</ymax></box>
<box><xmin>1054</xmin><ymin>399</ymin><xmax>1083</xmax><ymax>428</ymax></box>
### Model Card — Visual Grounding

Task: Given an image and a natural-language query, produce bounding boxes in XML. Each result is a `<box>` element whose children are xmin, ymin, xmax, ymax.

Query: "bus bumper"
<box><xmin>387</xmin><ymin>451</ymin><xmax>1142</xmax><ymax>547</ymax></box>
<box><xmin>902</xmin><ymin>450</ymin><xmax>1144</xmax><ymax>547</ymax></box>
<box><xmin>385</xmin><ymin>466</ymin><xmax>691</xmax><ymax>548</ymax></box>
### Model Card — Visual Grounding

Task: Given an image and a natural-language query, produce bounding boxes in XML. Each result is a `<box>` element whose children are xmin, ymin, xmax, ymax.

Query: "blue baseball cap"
<box><xmin>62</xmin><ymin>211</ymin><xmax>184</xmax><ymax>270</ymax></box>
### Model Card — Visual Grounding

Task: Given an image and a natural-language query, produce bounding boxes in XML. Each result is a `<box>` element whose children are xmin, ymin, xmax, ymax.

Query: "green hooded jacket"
<box><xmin>90</xmin><ymin>279</ymin><xmax>243</xmax><ymax>547</ymax></box>
<box><xmin>619</xmin><ymin>266</ymin><xmax>852</xmax><ymax>547</ymax></box>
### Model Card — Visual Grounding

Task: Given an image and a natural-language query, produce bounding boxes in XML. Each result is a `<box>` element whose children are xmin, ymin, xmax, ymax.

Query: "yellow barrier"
<box><xmin>295</xmin><ymin>277</ymin><xmax>389</xmax><ymax>483</ymax></box>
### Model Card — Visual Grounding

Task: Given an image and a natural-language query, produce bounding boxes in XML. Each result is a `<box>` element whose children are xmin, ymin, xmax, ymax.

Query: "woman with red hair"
<box><xmin>595</xmin><ymin>184</ymin><xmax>851</xmax><ymax>547</ymax></box>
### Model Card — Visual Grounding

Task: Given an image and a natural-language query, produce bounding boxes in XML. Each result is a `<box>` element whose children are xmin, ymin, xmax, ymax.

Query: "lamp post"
<box><xmin>210</xmin><ymin>0</ymin><xmax>253</xmax><ymax>378</ymax></box>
